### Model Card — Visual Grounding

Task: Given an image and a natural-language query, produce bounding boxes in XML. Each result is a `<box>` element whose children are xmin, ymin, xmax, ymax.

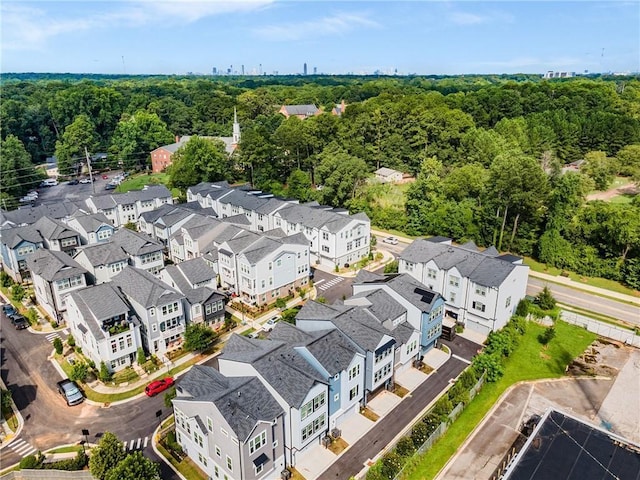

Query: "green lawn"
<box><xmin>116</xmin><ymin>172</ymin><xmax>181</xmax><ymax>197</ymax></box>
<box><xmin>402</xmin><ymin>321</ymin><xmax>596</xmax><ymax>480</ymax></box>
<box><xmin>523</xmin><ymin>256</ymin><xmax>640</xmax><ymax>298</ymax></box>
<box><xmin>609</xmin><ymin>194</ymin><xmax>634</xmax><ymax>204</ymax></box>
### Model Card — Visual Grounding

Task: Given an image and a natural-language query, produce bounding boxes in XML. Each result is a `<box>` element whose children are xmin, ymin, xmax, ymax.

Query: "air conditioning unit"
<box><xmin>322</xmin><ymin>436</ymin><xmax>332</xmax><ymax>447</ymax></box>
<box><xmin>281</xmin><ymin>470</ymin><xmax>292</xmax><ymax>480</ymax></box>
<box><xmin>331</xmin><ymin>428</ymin><xmax>342</xmax><ymax>439</ymax></box>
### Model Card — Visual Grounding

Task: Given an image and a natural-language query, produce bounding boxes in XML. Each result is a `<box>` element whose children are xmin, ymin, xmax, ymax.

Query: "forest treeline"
<box><xmin>1</xmin><ymin>74</ymin><xmax>639</xmax><ymax>288</ymax></box>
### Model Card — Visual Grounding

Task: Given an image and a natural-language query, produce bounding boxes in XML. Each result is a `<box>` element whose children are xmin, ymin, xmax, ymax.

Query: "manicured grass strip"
<box><xmin>46</xmin><ymin>445</ymin><xmax>84</xmax><ymax>454</ymax></box>
<box><xmin>402</xmin><ymin>321</ymin><xmax>596</xmax><ymax>480</ymax></box>
<box><xmin>524</xmin><ymin>257</ymin><xmax>640</xmax><ymax>298</ymax></box>
<box><xmin>156</xmin><ymin>443</ymin><xmax>207</xmax><ymax>480</ymax></box>
<box><xmin>116</xmin><ymin>172</ymin><xmax>180</xmax><ymax>197</ymax></box>
<box><xmin>560</xmin><ymin>304</ymin><xmax>637</xmax><ymax>332</ymax></box>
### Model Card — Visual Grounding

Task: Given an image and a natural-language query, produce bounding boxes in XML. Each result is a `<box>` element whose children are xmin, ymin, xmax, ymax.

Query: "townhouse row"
<box><xmin>172</xmin><ymin>271</ymin><xmax>446</xmax><ymax>480</ymax></box>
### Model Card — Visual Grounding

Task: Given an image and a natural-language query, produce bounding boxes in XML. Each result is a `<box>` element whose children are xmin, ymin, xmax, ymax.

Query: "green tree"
<box><xmin>536</xmin><ymin>286</ymin><xmax>556</xmax><ymax>310</ymax></box>
<box><xmin>164</xmin><ymin>387</ymin><xmax>177</xmax><ymax>408</ymax></box>
<box><xmin>615</xmin><ymin>144</ymin><xmax>640</xmax><ymax>178</ymax></box>
<box><xmin>411</xmin><ymin>421</ymin><xmax>430</xmax><ymax>448</ymax></box>
<box><xmin>581</xmin><ymin>150</ymin><xmax>616</xmax><ymax>190</ymax></box>
<box><xmin>54</xmin><ymin>114</ymin><xmax>99</xmax><ymax>176</ymax></box>
<box><xmin>168</xmin><ymin>136</ymin><xmax>229</xmax><ymax>190</ymax></box>
<box><xmin>472</xmin><ymin>353</ymin><xmax>504</xmax><ymax>382</ymax></box>
<box><xmin>69</xmin><ymin>362</ymin><xmax>89</xmax><ymax>382</ymax></box>
<box><xmin>1</xmin><ymin>389</ymin><xmax>13</xmax><ymax>411</ymax></box>
<box><xmin>395</xmin><ymin>436</ymin><xmax>416</xmax><ymax>458</ymax></box>
<box><xmin>105</xmin><ymin>452</ymin><xmax>160</xmax><ymax>480</ymax></box>
<box><xmin>136</xmin><ymin>347</ymin><xmax>146</xmax><ymax>365</ymax></box>
<box><xmin>315</xmin><ymin>145</ymin><xmax>369</xmax><ymax>207</ymax></box>
<box><xmin>0</xmin><ymin>135</ymin><xmax>42</xmax><ymax>204</ymax></box>
<box><xmin>11</xmin><ymin>284</ymin><xmax>25</xmax><ymax>302</ymax></box>
<box><xmin>183</xmin><ymin>323</ymin><xmax>217</xmax><ymax>352</ymax></box>
<box><xmin>285</xmin><ymin>169</ymin><xmax>313</xmax><ymax>201</ymax></box>
<box><xmin>109</xmin><ymin>111</ymin><xmax>174</xmax><ymax>171</ymax></box>
<box><xmin>99</xmin><ymin>362</ymin><xmax>112</xmax><ymax>382</ymax></box>
<box><xmin>384</xmin><ymin>260</ymin><xmax>399</xmax><ymax>274</ymax></box>
<box><xmin>89</xmin><ymin>432</ymin><xmax>126</xmax><ymax>480</ymax></box>
<box><xmin>53</xmin><ymin>337</ymin><xmax>63</xmax><ymax>355</ymax></box>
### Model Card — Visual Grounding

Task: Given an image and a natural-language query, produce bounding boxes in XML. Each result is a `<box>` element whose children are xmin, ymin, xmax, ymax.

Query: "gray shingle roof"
<box><xmin>304</xmin><ymin>329</ymin><xmax>359</xmax><ymax>376</ymax></box>
<box><xmin>111</xmin><ymin>229</ymin><xmax>163</xmax><ymax>256</ymax></box>
<box><xmin>33</xmin><ymin>216</ymin><xmax>79</xmax><ymax>241</ymax></box>
<box><xmin>176</xmin><ymin>365</ymin><xmax>283</xmax><ymax>442</ymax></box>
<box><xmin>331</xmin><ymin>307</ymin><xmax>390</xmax><ymax>352</ymax></box>
<box><xmin>220</xmin><ymin>334</ymin><xmax>327</xmax><ymax>408</ymax></box>
<box><xmin>112</xmin><ymin>267</ymin><xmax>183</xmax><ymax>308</ymax></box>
<box><xmin>68</xmin><ymin>212</ymin><xmax>111</xmax><ymax>233</ymax></box>
<box><xmin>375</xmin><ymin>167</ymin><xmax>401</xmax><ymax>177</ymax></box>
<box><xmin>69</xmin><ymin>284</ymin><xmax>131</xmax><ymax>340</ymax></box>
<box><xmin>400</xmin><ymin>239</ymin><xmax>517</xmax><ymax>288</ymax></box>
<box><xmin>281</xmin><ymin>105</ymin><xmax>320</xmax><ymax>116</ymax></box>
<box><xmin>176</xmin><ymin>257</ymin><xmax>216</xmax><ymax>286</ymax></box>
<box><xmin>296</xmin><ymin>300</ymin><xmax>345</xmax><ymax>321</ymax></box>
<box><xmin>0</xmin><ymin>202</ymin><xmax>81</xmax><ymax>227</ymax></box>
<box><xmin>355</xmin><ymin>273</ymin><xmax>440</xmax><ymax>313</ymax></box>
<box><xmin>222</xmin><ymin>214</ymin><xmax>251</xmax><ymax>226</ymax></box>
<box><xmin>1</xmin><ymin>224</ymin><xmax>43</xmax><ymax>249</ymax></box>
<box><xmin>74</xmin><ymin>242</ymin><xmax>128</xmax><ymax>267</ymax></box>
<box><xmin>26</xmin><ymin>249</ymin><xmax>87</xmax><ymax>282</ymax></box>
<box><xmin>349</xmin><ymin>289</ymin><xmax>407</xmax><ymax>323</ymax></box>
<box><xmin>86</xmin><ymin>185</ymin><xmax>172</xmax><ymax>210</ymax></box>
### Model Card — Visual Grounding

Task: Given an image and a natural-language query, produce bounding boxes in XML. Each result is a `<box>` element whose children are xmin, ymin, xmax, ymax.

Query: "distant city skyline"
<box><xmin>1</xmin><ymin>1</ymin><xmax>638</xmax><ymax>75</ymax></box>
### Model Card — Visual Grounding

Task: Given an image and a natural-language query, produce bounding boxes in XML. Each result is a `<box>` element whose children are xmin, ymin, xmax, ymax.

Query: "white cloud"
<box><xmin>447</xmin><ymin>8</ymin><xmax>514</xmax><ymax>26</ymax></box>
<box><xmin>1</xmin><ymin>0</ymin><xmax>272</xmax><ymax>51</ymax></box>
<box><xmin>254</xmin><ymin>12</ymin><xmax>380</xmax><ymax>41</ymax></box>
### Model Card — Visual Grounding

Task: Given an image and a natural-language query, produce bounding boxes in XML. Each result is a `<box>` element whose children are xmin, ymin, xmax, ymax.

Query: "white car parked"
<box><xmin>383</xmin><ymin>236</ymin><xmax>399</xmax><ymax>245</ymax></box>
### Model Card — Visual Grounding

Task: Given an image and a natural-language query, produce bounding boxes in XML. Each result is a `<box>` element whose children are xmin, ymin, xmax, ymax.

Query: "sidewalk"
<box><xmin>529</xmin><ymin>270</ymin><xmax>640</xmax><ymax>305</ymax></box>
<box><xmin>312</xmin><ymin>247</ymin><xmax>395</xmax><ymax>278</ymax></box>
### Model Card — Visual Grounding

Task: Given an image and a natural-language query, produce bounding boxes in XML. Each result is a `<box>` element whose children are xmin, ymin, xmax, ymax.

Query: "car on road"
<box><xmin>57</xmin><ymin>379</ymin><xmax>85</xmax><ymax>406</ymax></box>
<box><xmin>383</xmin><ymin>236</ymin><xmax>399</xmax><ymax>245</ymax></box>
<box><xmin>79</xmin><ymin>178</ymin><xmax>92</xmax><ymax>184</ymax></box>
<box><xmin>104</xmin><ymin>183</ymin><xmax>117</xmax><ymax>190</ymax></box>
<box><xmin>40</xmin><ymin>179</ymin><xmax>58</xmax><ymax>187</ymax></box>
<box><xmin>2</xmin><ymin>304</ymin><xmax>17</xmax><ymax>317</ymax></box>
<box><xmin>12</xmin><ymin>315</ymin><xmax>29</xmax><ymax>330</ymax></box>
<box><xmin>263</xmin><ymin>316</ymin><xmax>281</xmax><ymax>332</ymax></box>
<box><xmin>145</xmin><ymin>377</ymin><xmax>175</xmax><ymax>397</ymax></box>
<box><xmin>67</xmin><ymin>179</ymin><xmax>79</xmax><ymax>185</ymax></box>
<box><xmin>101</xmin><ymin>174</ymin><xmax>109</xmax><ymax>180</ymax></box>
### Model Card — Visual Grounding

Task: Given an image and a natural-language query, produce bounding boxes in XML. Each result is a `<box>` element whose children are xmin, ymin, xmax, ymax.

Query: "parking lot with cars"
<box><xmin>30</xmin><ymin>170</ymin><xmax>129</xmax><ymax>205</ymax></box>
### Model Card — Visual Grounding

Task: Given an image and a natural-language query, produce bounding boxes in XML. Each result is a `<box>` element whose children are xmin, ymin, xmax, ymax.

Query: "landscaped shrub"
<box><xmin>411</xmin><ymin>421</ymin><xmax>431</xmax><ymax>448</ymax></box>
<box><xmin>447</xmin><ymin>380</ymin><xmax>470</xmax><ymax>407</ymax></box>
<box><xmin>384</xmin><ymin>260</ymin><xmax>399</xmax><ymax>273</ymax></box>
<box><xmin>395</xmin><ymin>436</ymin><xmax>416</xmax><ymax>458</ymax></box>
<box><xmin>458</xmin><ymin>367</ymin><xmax>480</xmax><ymax>390</ymax></box>
<box><xmin>0</xmin><ymin>271</ymin><xmax>13</xmax><ymax>288</ymax></box>
<box><xmin>69</xmin><ymin>362</ymin><xmax>89</xmax><ymax>382</ymax></box>
<box><xmin>53</xmin><ymin>337</ymin><xmax>63</xmax><ymax>355</ymax></box>
<box><xmin>19</xmin><ymin>453</ymin><xmax>44</xmax><ymax>469</ymax></box>
<box><xmin>539</xmin><ymin>326</ymin><xmax>557</xmax><ymax>345</ymax></box>
<box><xmin>136</xmin><ymin>347</ymin><xmax>146</xmax><ymax>365</ymax></box>
<box><xmin>380</xmin><ymin>451</ymin><xmax>403</xmax><ymax>479</ymax></box>
<box><xmin>43</xmin><ymin>450</ymin><xmax>88</xmax><ymax>470</ymax></box>
<box><xmin>431</xmin><ymin>396</ymin><xmax>454</xmax><ymax>421</ymax></box>
<box><xmin>99</xmin><ymin>361</ymin><xmax>112</xmax><ymax>382</ymax></box>
<box><xmin>536</xmin><ymin>286</ymin><xmax>556</xmax><ymax>310</ymax></box>
<box><xmin>25</xmin><ymin>307</ymin><xmax>38</xmax><ymax>324</ymax></box>
<box><xmin>275</xmin><ymin>297</ymin><xmax>287</xmax><ymax>309</ymax></box>
<box><xmin>11</xmin><ymin>284</ymin><xmax>25</xmax><ymax>302</ymax></box>
<box><xmin>472</xmin><ymin>353</ymin><xmax>504</xmax><ymax>382</ymax></box>
<box><xmin>67</xmin><ymin>334</ymin><xmax>76</xmax><ymax>347</ymax></box>
<box><xmin>484</xmin><ymin>330</ymin><xmax>517</xmax><ymax>358</ymax></box>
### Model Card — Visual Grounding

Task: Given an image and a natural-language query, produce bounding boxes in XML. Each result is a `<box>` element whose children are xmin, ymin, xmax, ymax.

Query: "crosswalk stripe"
<box><xmin>129</xmin><ymin>440</ymin><xmax>135</xmax><ymax>450</ymax></box>
<box><xmin>136</xmin><ymin>438</ymin><xmax>141</xmax><ymax>449</ymax></box>
<box><xmin>62</xmin><ymin>328</ymin><xmax>69</xmax><ymax>334</ymax></box>
<box><xmin>143</xmin><ymin>437</ymin><xmax>148</xmax><ymax>448</ymax></box>
<box><xmin>21</xmin><ymin>447</ymin><xmax>37</xmax><ymax>457</ymax></box>
<box><xmin>314</xmin><ymin>279</ymin><xmax>326</xmax><ymax>285</ymax></box>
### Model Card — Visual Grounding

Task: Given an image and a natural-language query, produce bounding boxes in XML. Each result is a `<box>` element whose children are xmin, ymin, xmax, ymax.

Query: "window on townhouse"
<box><xmin>126</xmin><ymin>335</ymin><xmax>133</xmax><ymax>348</ymax></box>
<box><xmin>374</xmin><ymin>363</ymin><xmax>392</xmax><ymax>383</ymax></box>
<box><xmin>349</xmin><ymin>385</ymin><xmax>359</xmax><ymax>400</ymax></box>
<box><xmin>449</xmin><ymin>276</ymin><xmax>460</xmax><ymax>287</ymax></box>
<box><xmin>207</xmin><ymin>417</ymin><xmax>213</xmax><ymax>432</ymax></box>
<box><xmin>221</xmin><ymin>428</ymin><xmax>228</xmax><ymax>437</ymax></box>
<box><xmin>348</xmin><ymin>364</ymin><xmax>360</xmax><ymax>380</ymax></box>
<box><xmin>161</xmin><ymin>302</ymin><xmax>179</xmax><ymax>316</ymax></box>
<box><xmin>346</xmin><ymin>242</ymin><xmax>352</xmax><ymax>251</ymax></box>
<box><xmin>301</xmin><ymin>413</ymin><xmax>326</xmax><ymax>441</ymax></box>
<box><xmin>449</xmin><ymin>292</ymin><xmax>456</xmax><ymax>303</ymax></box>
<box><xmin>475</xmin><ymin>285</ymin><xmax>487</xmax><ymax>296</ymax></box>
<box><xmin>322</xmin><ymin>246</ymin><xmax>330</xmax><ymax>253</ymax></box>
<box><xmin>427</xmin><ymin>268</ymin><xmax>437</xmax><ymax>280</ymax></box>
<box><xmin>255</xmin><ymin>463</ymin><xmax>264</xmax><ymax>475</ymax></box>
<box><xmin>17</xmin><ymin>245</ymin><xmax>36</xmax><ymax>256</ymax></box>
<box><xmin>322</xmin><ymin>232</ymin><xmax>329</xmax><ymax>241</ymax></box>
<box><xmin>111</xmin><ymin>340</ymin><xmax>117</xmax><ymax>353</ymax></box>
<box><xmin>60</xmin><ymin>237</ymin><xmax>77</xmax><ymax>248</ymax></box>
<box><xmin>198</xmin><ymin>453</ymin><xmax>207</xmax><ymax>467</ymax></box>
<box><xmin>109</xmin><ymin>262</ymin><xmax>124</xmax><ymax>274</ymax></box>
<box><xmin>472</xmin><ymin>301</ymin><xmax>486</xmax><ymax>312</ymax></box>
<box><xmin>375</xmin><ymin>347</ymin><xmax>392</xmax><ymax>363</ymax></box>
<box><xmin>505</xmin><ymin>296</ymin><xmax>512</xmax><ymax>308</ymax></box>
<box><xmin>215</xmin><ymin>446</ymin><xmax>221</xmax><ymax>457</ymax></box>
<box><xmin>226</xmin><ymin>456</ymin><xmax>233</xmax><ymax>471</ymax></box>
<box><xmin>300</xmin><ymin>392</ymin><xmax>326</xmax><ymax>420</ymax></box>
<box><xmin>405</xmin><ymin>262</ymin><xmax>414</xmax><ymax>272</ymax></box>
<box><xmin>249</xmin><ymin>430</ymin><xmax>266</xmax><ymax>454</ymax></box>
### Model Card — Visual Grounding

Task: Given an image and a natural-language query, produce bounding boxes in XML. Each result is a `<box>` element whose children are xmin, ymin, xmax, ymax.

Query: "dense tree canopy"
<box><xmin>167</xmin><ymin>136</ymin><xmax>230</xmax><ymax>189</ymax></box>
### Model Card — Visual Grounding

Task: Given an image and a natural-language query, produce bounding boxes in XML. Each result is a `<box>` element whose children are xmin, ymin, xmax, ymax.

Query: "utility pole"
<box><xmin>85</xmin><ymin>147</ymin><xmax>95</xmax><ymax>195</ymax></box>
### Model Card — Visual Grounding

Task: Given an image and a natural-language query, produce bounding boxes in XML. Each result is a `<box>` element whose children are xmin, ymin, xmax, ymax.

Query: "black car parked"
<box><xmin>11</xmin><ymin>314</ymin><xmax>29</xmax><ymax>330</ymax></box>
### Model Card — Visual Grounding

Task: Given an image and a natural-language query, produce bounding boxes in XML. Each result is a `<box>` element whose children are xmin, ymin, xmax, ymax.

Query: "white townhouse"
<box><xmin>64</xmin><ymin>212</ymin><xmax>116</xmax><ymax>245</ymax></box>
<box><xmin>173</xmin><ymin>365</ymin><xmax>286</xmax><ymax>480</ymax></box>
<box><xmin>32</xmin><ymin>216</ymin><xmax>82</xmax><ymax>257</ymax></box>
<box><xmin>399</xmin><ymin>238</ymin><xmax>529</xmax><ymax>335</ymax></box>
<box><xmin>110</xmin><ymin>228</ymin><xmax>165</xmax><ymax>275</ymax></box>
<box><xmin>168</xmin><ymin>215</ymin><xmax>241</xmax><ymax>264</ymax></box>
<box><xmin>26</xmin><ymin>249</ymin><xmax>88</xmax><ymax>322</ymax></box>
<box><xmin>269</xmin><ymin>322</ymin><xmax>366</xmax><ymax>431</ymax></box>
<box><xmin>219</xmin><ymin>334</ymin><xmax>330</xmax><ymax>466</ymax></box>
<box><xmin>187</xmin><ymin>183</ymin><xmax>371</xmax><ymax>268</ymax></box>
<box><xmin>66</xmin><ymin>283</ymin><xmax>142</xmax><ymax>372</ymax></box>
<box><xmin>73</xmin><ymin>242</ymin><xmax>129</xmax><ymax>285</ymax></box>
<box><xmin>160</xmin><ymin>258</ymin><xmax>227</xmax><ymax>330</ymax></box>
<box><xmin>138</xmin><ymin>203</ymin><xmax>205</xmax><ymax>244</ymax></box>
<box><xmin>83</xmin><ymin>185</ymin><xmax>173</xmax><ymax>227</ymax></box>
<box><xmin>112</xmin><ymin>267</ymin><xmax>186</xmax><ymax>357</ymax></box>
<box><xmin>217</xmin><ymin>230</ymin><xmax>310</xmax><ymax>306</ymax></box>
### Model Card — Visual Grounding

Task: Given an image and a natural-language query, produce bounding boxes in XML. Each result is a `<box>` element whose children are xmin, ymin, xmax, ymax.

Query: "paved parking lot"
<box><xmin>34</xmin><ymin>171</ymin><xmax>125</xmax><ymax>205</ymax></box>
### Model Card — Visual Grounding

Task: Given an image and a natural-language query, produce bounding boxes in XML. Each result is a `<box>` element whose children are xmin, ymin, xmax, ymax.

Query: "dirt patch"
<box><xmin>586</xmin><ymin>182</ymin><xmax>638</xmax><ymax>201</ymax></box>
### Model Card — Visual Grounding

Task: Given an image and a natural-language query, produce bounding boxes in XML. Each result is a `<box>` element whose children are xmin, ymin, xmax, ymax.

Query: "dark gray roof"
<box><xmin>33</xmin><ymin>216</ymin><xmax>79</xmax><ymax>241</ymax></box>
<box><xmin>222</xmin><ymin>214</ymin><xmax>251</xmax><ymax>226</ymax></box>
<box><xmin>153</xmin><ymin>136</ymin><xmax>189</xmax><ymax>154</ymax></box>
<box><xmin>426</xmin><ymin>236</ymin><xmax>452</xmax><ymax>244</ymax></box>
<box><xmin>69</xmin><ymin>284</ymin><xmax>131</xmax><ymax>340</ymax></box>
<box><xmin>281</xmin><ymin>105</ymin><xmax>320</xmax><ymax>116</ymax></box>
<box><xmin>400</xmin><ymin>239</ymin><xmax>518</xmax><ymax>288</ymax></box>
<box><xmin>188</xmin><ymin>181</ymin><xmax>231</xmax><ymax>197</ymax></box>
<box><xmin>139</xmin><ymin>204</ymin><xmax>186</xmax><ymax>224</ymax></box>
<box><xmin>497</xmin><ymin>253</ymin><xmax>523</xmax><ymax>264</ymax></box>
<box><xmin>355</xmin><ymin>273</ymin><xmax>440</xmax><ymax>313</ymax></box>
<box><xmin>176</xmin><ymin>257</ymin><xmax>216</xmax><ymax>286</ymax></box>
<box><xmin>296</xmin><ymin>300</ymin><xmax>345</xmax><ymax>321</ymax></box>
<box><xmin>219</xmin><ymin>189</ymin><xmax>270</xmax><ymax>211</ymax></box>
<box><xmin>176</xmin><ymin>365</ymin><xmax>283</xmax><ymax>442</ymax></box>
<box><xmin>112</xmin><ymin>267</ymin><xmax>183</xmax><ymax>308</ymax></box>
<box><xmin>1</xmin><ymin>224</ymin><xmax>43</xmax><ymax>248</ymax></box>
<box><xmin>111</xmin><ymin>229</ymin><xmax>163</xmax><ymax>256</ymax></box>
<box><xmin>304</xmin><ymin>329</ymin><xmax>359</xmax><ymax>376</ymax></box>
<box><xmin>184</xmin><ymin>286</ymin><xmax>224</xmax><ymax>306</ymax></box>
<box><xmin>86</xmin><ymin>185</ymin><xmax>172</xmax><ymax>210</ymax></box>
<box><xmin>350</xmin><ymin>289</ymin><xmax>406</xmax><ymax>323</ymax></box>
<box><xmin>74</xmin><ymin>242</ymin><xmax>128</xmax><ymax>267</ymax></box>
<box><xmin>221</xmin><ymin>334</ymin><xmax>327</xmax><ymax>408</ymax></box>
<box><xmin>331</xmin><ymin>307</ymin><xmax>391</xmax><ymax>352</ymax></box>
<box><xmin>68</xmin><ymin>212</ymin><xmax>112</xmax><ymax>233</ymax></box>
<box><xmin>26</xmin><ymin>249</ymin><xmax>87</xmax><ymax>282</ymax></box>
<box><xmin>255</xmin><ymin>197</ymin><xmax>287</xmax><ymax>215</ymax></box>
<box><xmin>268</xmin><ymin>321</ymin><xmax>316</xmax><ymax>344</ymax></box>
<box><xmin>0</xmin><ymin>202</ymin><xmax>81</xmax><ymax>226</ymax></box>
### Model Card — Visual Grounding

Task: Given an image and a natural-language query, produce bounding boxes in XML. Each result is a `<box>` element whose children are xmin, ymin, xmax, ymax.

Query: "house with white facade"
<box><xmin>112</xmin><ymin>267</ymin><xmax>186</xmax><ymax>357</ymax></box>
<box><xmin>173</xmin><ymin>365</ymin><xmax>286</xmax><ymax>480</ymax></box>
<box><xmin>138</xmin><ymin>203</ymin><xmax>206</xmax><ymax>245</ymax></box>
<box><xmin>268</xmin><ymin>322</ymin><xmax>366</xmax><ymax>432</ymax></box>
<box><xmin>73</xmin><ymin>242</ymin><xmax>129</xmax><ymax>285</ymax></box>
<box><xmin>110</xmin><ymin>228</ymin><xmax>165</xmax><ymax>275</ymax></box>
<box><xmin>160</xmin><ymin>258</ymin><xmax>227</xmax><ymax>329</ymax></box>
<box><xmin>398</xmin><ymin>237</ymin><xmax>529</xmax><ymax>335</ymax></box>
<box><xmin>217</xmin><ymin>230</ymin><xmax>310</xmax><ymax>306</ymax></box>
<box><xmin>26</xmin><ymin>249</ymin><xmax>88</xmax><ymax>321</ymax></box>
<box><xmin>0</xmin><ymin>224</ymin><xmax>44</xmax><ymax>282</ymax></box>
<box><xmin>374</xmin><ymin>167</ymin><xmax>403</xmax><ymax>184</ymax></box>
<box><xmin>65</xmin><ymin>212</ymin><xmax>115</xmax><ymax>245</ymax></box>
<box><xmin>83</xmin><ymin>185</ymin><xmax>173</xmax><ymax>227</ymax></box>
<box><xmin>186</xmin><ymin>183</ymin><xmax>371</xmax><ymax>268</ymax></box>
<box><xmin>66</xmin><ymin>283</ymin><xmax>142</xmax><ymax>372</ymax></box>
<box><xmin>218</xmin><ymin>334</ymin><xmax>330</xmax><ymax>466</ymax></box>
<box><xmin>32</xmin><ymin>216</ymin><xmax>82</xmax><ymax>257</ymax></box>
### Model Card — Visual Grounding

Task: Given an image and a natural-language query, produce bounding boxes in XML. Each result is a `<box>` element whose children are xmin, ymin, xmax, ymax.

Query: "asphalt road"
<box><xmin>0</xmin><ymin>310</ymin><xmax>176</xmax><ymax>478</ymax></box>
<box><xmin>527</xmin><ymin>278</ymin><xmax>640</xmax><ymax>325</ymax></box>
<box><xmin>319</xmin><ymin>336</ymin><xmax>479</xmax><ymax>479</ymax></box>
<box><xmin>33</xmin><ymin>171</ymin><xmax>125</xmax><ymax>205</ymax></box>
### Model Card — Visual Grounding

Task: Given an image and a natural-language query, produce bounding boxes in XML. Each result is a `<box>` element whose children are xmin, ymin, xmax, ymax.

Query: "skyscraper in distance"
<box><xmin>303</xmin><ymin>63</ymin><xmax>307</xmax><ymax>75</ymax></box>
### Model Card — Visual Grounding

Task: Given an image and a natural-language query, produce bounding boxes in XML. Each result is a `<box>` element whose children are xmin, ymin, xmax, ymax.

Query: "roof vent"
<box><xmin>238</xmin><ymin>391</ymin><xmax>241</xmax><ymax>397</ymax></box>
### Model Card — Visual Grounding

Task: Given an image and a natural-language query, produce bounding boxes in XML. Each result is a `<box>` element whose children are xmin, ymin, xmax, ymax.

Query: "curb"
<box><xmin>152</xmin><ymin>420</ymin><xmax>187</xmax><ymax>480</ymax></box>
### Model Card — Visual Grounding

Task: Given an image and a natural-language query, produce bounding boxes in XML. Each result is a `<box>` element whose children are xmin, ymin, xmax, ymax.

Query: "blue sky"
<box><xmin>2</xmin><ymin>1</ymin><xmax>638</xmax><ymax>75</ymax></box>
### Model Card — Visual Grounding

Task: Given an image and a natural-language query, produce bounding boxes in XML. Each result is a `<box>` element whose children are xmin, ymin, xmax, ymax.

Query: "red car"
<box><xmin>102</xmin><ymin>174</ymin><xmax>109</xmax><ymax>180</ymax></box>
<box><xmin>144</xmin><ymin>377</ymin><xmax>175</xmax><ymax>397</ymax></box>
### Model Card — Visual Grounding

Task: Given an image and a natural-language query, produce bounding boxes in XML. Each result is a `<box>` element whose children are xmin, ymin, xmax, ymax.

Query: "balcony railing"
<box><xmin>160</xmin><ymin>323</ymin><xmax>185</xmax><ymax>339</ymax></box>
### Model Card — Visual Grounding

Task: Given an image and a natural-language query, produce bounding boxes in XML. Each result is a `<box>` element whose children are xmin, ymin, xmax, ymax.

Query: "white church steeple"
<box><xmin>232</xmin><ymin>107</ymin><xmax>240</xmax><ymax>145</ymax></box>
